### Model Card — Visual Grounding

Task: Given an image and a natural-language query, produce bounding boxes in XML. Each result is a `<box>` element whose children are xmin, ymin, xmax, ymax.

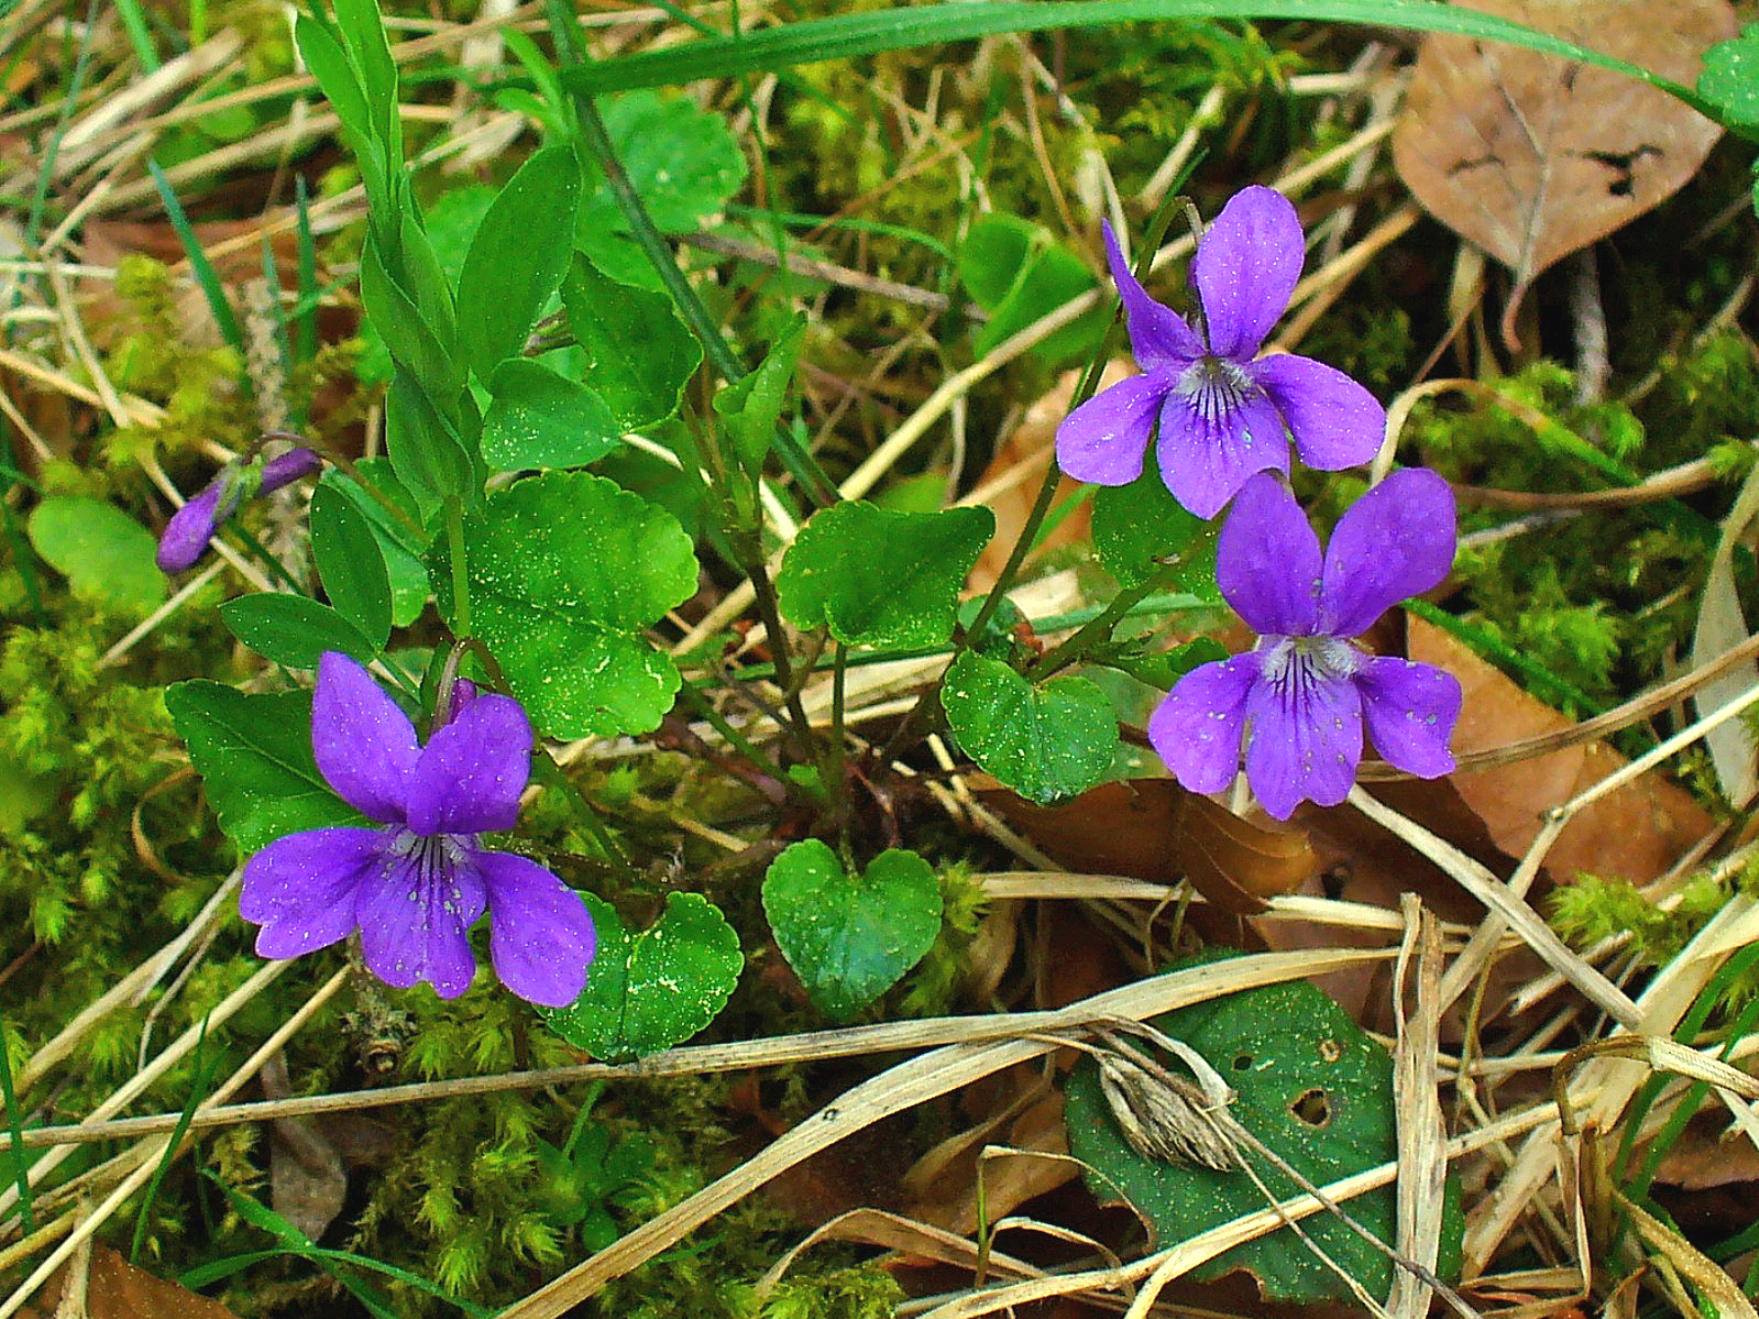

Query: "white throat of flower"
<box><xmin>1174</xmin><ymin>355</ymin><xmax>1254</xmax><ymax>429</ymax></box>
<box><xmin>1256</xmin><ymin>634</ymin><xmax>1362</xmax><ymax>705</ymax></box>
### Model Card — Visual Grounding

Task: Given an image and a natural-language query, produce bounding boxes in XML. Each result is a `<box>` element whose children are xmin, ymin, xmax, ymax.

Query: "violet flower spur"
<box><xmin>239</xmin><ymin>652</ymin><xmax>597</xmax><ymax>1007</ymax></box>
<box><xmin>1055</xmin><ymin>187</ymin><xmax>1385</xmax><ymax>519</ymax></box>
<box><xmin>157</xmin><ymin>447</ymin><xmax>322</xmax><ymax>572</ymax></box>
<box><xmin>1148</xmin><ymin>469</ymin><xmax>1463</xmax><ymax>821</ymax></box>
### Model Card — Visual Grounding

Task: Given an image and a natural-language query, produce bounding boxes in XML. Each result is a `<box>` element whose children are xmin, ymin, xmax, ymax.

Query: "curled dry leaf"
<box><xmin>26</xmin><ymin>1246</ymin><xmax>241</xmax><ymax>1319</ymax></box>
<box><xmin>1392</xmin><ymin>0</ymin><xmax>1734</xmax><ymax>347</ymax></box>
<box><xmin>972</xmin><ymin>776</ymin><xmax>1316</xmax><ymax>915</ymax></box>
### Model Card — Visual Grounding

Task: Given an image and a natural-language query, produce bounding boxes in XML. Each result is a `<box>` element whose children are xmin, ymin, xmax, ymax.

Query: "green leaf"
<box><xmin>577</xmin><ymin>91</ymin><xmax>748</xmax><ymax>235</ymax></box>
<box><xmin>540</xmin><ymin>892</ymin><xmax>742</xmax><ymax>1061</ymax></box>
<box><xmin>940</xmin><ymin>651</ymin><xmax>1117</xmax><ymax>803</ymax></box>
<box><xmin>331</xmin><ymin>0</ymin><xmax>400</xmax><ymax>165</ymax></box>
<box><xmin>1065</xmin><ymin>972</ymin><xmax>1463</xmax><ymax>1303</ymax></box>
<box><xmin>26</xmin><ymin>496</ymin><xmax>165</xmax><ymax>619</ymax></box>
<box><xmin>310</xmin><ymin>485</ymin><xmax>393</xmax><ymax>646</ymax></box>
<box><xmin>560</xmin><ymin>0</ymin><xmax>1699</xmax><ymax>113</ymax></box>
<box><xmin>316</xmin><ymin>461</ymin><xmax>430</xmax><ymax>627</ymax></box>
<box><xmin>714</xmin><ymin>315</ymin><xmax>805</xmax><ymax>474</ymax></box>
<box><xmin>481</xmin><ymin>359</ymin><xmax>621</xmax><ymax>472</ymax></box>
<box><xmin>961</xmin><ymin>215</ymin><xmax>1106</xmax><ymax>365</ymax></box>
<box><xmin>221</xmin><ymin>594</ymin><xmax>380</xmax><ymax>669</ymax></box>
<box><xmin>776</xmin><ymin>503</ymin><xmax>994</xmax><ymax>648</ymax></box>
<box><xmin>457</xmin><ymin>147</ymin><xmax>583</xmax><ymax>380</ymax></box>
<box><xmin>293</xmin><ymin>16</ymin><xmax>378</xmax><ymax>183</ymax></box>
<box><xmin>361</xmin><ymin>234</ymin><xmax>462</xmax><ymax>401</ymax></box>
<box><xmin>386</xmin><ymin>366</ymin><xmax>477</xmax><ymax>511</ymax></box>
<box><xmin>1091</xmin><ymin>467</ymin><xmax>1219</xmax><ymax>600</ymax></box>
<box><xmin>762</xmin><ymin>841</ymin><xmax>941</xmax><ymax>1022</ymax></box>
<box><xmin>437</xmin><ymin>471</ymin><xmax>698</xmax><ymax>738</ymax></box>
<box><xmin>561</xmin><ymin>252</ymin><xmax>701</xmax><ymax>430</ymax></box>
<box><xmin>1700</xmin><ymin>25</ymin><xmax>1759</xmax><ymax>135</ymax></box>
<box><xmin>165</xmin><ymin>682</ymin><xmax>361</xmax><ymax>853</ymax></box>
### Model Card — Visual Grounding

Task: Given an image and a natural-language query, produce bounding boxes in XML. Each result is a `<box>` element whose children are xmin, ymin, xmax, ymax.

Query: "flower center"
<box><xmin>1256</xmin><ymin>634</ymin><xmax>1361</xmax><ymax>708</ymax></box>
<box><xmin>384</xmin><ymin>829</ymin><xmax>472</xmax><ymax>915</ymax></box>
<box><xmin>1173</xmin><ymin>355</ymin><xmax>1255</xmax><ymax>428</ymax></box>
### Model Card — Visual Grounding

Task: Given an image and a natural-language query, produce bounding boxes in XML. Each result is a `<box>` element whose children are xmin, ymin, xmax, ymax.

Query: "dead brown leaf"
<box><xmin>1392</xmin><ymin>0</ymin><xmax>1733</xmax><ymax>346</ymax></box>
<box><xmin>974</xmin><ymin>776</ymin><xmax>1316</xmax><ymax>914</ymax></box>
<box><xmin>1409</xmin><ymin>615</ymin><xmax>1713</xmax><ymax>883</ymax></box>
<box><xmin>25</xmin><ymin>1246</ymin><xmax>241</xmax><ymax>1319</ymax></box>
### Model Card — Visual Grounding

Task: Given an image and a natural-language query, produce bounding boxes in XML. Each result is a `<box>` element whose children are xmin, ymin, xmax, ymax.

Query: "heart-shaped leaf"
<box><xmin>940</xmin><ymin>650</ymin><xmax>1117</xmax><ymax>804</ymax></box>
<box><xmin>561</xmin><ymin>253</ymin><xmax>701</xmax><ymax>430</ymax></box>
<box><xmin>777</xmin><ymin>502</ymin><xmax>994</xmax><ymax>649</ymax></box>
<box><xmin>1091</xmin><ymin>467</ymin><xmax>1218</xmax><ymax>601</ymax></box>
<box><xmin>541</xmin><ymin>892</ymin><xmax>742</xmax><ymax>1060</ymax></box>
<box><xmin>762</xmin><ymin>840</ymin><xmax>942</xmax><ymax>1022</ymax></box>
<box><xmin>165</xmin><ymin>682</ymin><xmax>361</xmax><ymax>853</ymax></box>
<box><xmin>1065</xmin><ymin>972</ymin><xmax>1463</xmax><ymax>1303</ymax></box>
<box><xmin>435</xmin><ymin>471</ymin><xmax>698</xmax><ymax>739</ymax></box>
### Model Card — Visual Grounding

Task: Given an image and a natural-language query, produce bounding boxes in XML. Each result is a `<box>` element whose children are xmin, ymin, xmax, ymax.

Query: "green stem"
<box><xmin>531</xmin><ymin>751</ymin><xmax>639</xmax><ymax>885</ymax></box>
<box><xmin>677</xmin><ymin>684</ymin><xmax>787</xmax><ymax>781</ymax></box>
<box><xmin>826</xmin><ymin>642</ymin><xmax>848</xmax><ymax>811</ymax></box>
<box><xmin>444</xmin><ymin>496</ymin><xmax>471</xmax><ymax>640</ymax></box>
<box><xmin>1028</xmin><ymin>524</ymin><xmax>1219</xmax><ymax>681</ymax></box>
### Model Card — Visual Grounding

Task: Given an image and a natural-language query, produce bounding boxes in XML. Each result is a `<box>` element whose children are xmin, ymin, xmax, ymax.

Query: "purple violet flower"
<box><xmin>1056</xmin><ymin>187</ymin><xmax>1386</xmax><ymax>519</ymax></box>
<box><xmin>157</xmin><ymin>447</ymin><xmax>322</xmax><ymax>572</ymax></box>
<box><xmin>1148</xmin><ymin>469</ymin><xmax>1462</xmax><ymax>820</ymax></box>
<box><xmin>239</xmin><ymin>652</ymin><xmax>597</xmax><ymax>1007</ymax></box>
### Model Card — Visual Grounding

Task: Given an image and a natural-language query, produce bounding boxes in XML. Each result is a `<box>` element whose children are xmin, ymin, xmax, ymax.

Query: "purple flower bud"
<box><xmin>156</xmin><ymin>448</ymin><xmax>323</xmax><ymax>573</ymax></box>
<box><xmin>260</xmin><ymin>447</ymin><xmax>322</xmax><ymax>493</ymax></box>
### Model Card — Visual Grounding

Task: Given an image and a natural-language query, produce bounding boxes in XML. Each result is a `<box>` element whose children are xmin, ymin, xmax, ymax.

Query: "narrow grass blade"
<box><xmin>560</xmin><ymin>0</ymin><xmax>1705</xmax><ymax>116</ymax></box>
<box><xmin>149</xmin><ymin>161</ymin><xmax>248</xmax><ymax>361</ymax></box>
<box><xmin>0</xmin><ymin>1010</ymin><xmax>32</xmax><ymax>1233</ymax></box>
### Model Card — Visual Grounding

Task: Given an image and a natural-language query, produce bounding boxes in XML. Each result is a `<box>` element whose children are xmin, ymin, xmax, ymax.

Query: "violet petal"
<box><xmin>1191</xmin><ymin>186</ymin><xmax>1304</xmax><ymax>361</ymax></box>
<box><xmin>1248</xmin><ymin>353</ymin><xmax>1385</xmax><ymax>471</ymax></box>
<box><xmin>1358</xmin><ymin>656</ymin><xmax>1461</xmax><ymax>779</ymax></box>
<box><xmin>156</xmin><ymin>484</ymin><xmax>224</xmax><ymax>573</ymax></box>
<box><xmin>312</xmin><ymin>652</ymin><xmax>419</xmax><ymax>824</ymax></box>
<box><xmin>477</xmin><ymin>850</ymin><xmax>597</xmax><ymax>1007</ymax></box>
<box><xmin>1148</xmin><ymin>654</ymin><xmax>1261</xmax><ymax>794</ymax></box>
<box><xmin>405</xmin><ymin>692</ymin><xmax>532</xmax><ymax>836</ymax></box>
<box><xmin>1155</xmin><ymin>372</ymin><xmax>1290</xmax><ymax>519</ymax></box>
<box><xmin>1215</xmin><ymin>472</ymin><xmax>1321</xmax><ymax>636</ymax></box>
<box><xmin>1056</xmin><ymin>373</ymin><xmax>1164</xmax><ymax>486</ymax></box>
<box><xmin>1102</xmin><ymin>220</ymin><xmax>1205</xmax><ymax>369</ymax></box>
<box><xmin>354</xmin><ymin>835</ymin><xmax>488</xmax><ymax>998</ymax></box>
<box><xmin>1242</xmin><ymin>652</ymin><xmax>1364</xmax><ymax>820</ymax></box>
<box><xmin>240</xmin><ymin>826</ymin><xmax>385</xmax><ymax>958</ymax></box>
<box><xmin>1319</xmin><ymin>468</ymin><xmax>1457</xmax><ymax>638</ymax></box>
<box><xmin>260</xmin><ymin>447</ymin><xmax>323</xmax><ymax>493</ymax></box>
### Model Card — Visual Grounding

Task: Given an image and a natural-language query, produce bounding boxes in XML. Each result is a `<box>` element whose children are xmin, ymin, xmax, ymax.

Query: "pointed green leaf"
<box><xmin>361</xmin><ymin>234</ymin><xmax>462</xmax><ymax>401</ymax></box>
<box><xmin>435</xmin><ymin>471</ymin><xmax>698</xmax><ymax>738</ymax></box>
<box><xmin>310</xmin><ymin>485</ymin><xmax>393</xmax><ymax>646</ymax></box>
<box><xmin>540</xmin><ymin>892</ymin><xmax>742</xmax><ymax>1060</ymax></box>
<box><xmin>317</xmin><ymin>461</ymin><xmax>430</xmax><ymax>627</ymax></box>
<box><xmin>386</xmin><ymin>366</ymin><xmax>477</xmax><ymax>511</ymax></box>
<box><xmin>481</xmin><ymin>359</ymin><xmax>621</xmax><ymax>471</ymax></box>
<box><xmin>457</xmin><ymin>147</ymin><xmax>582</xmax><ymax>379</ymax></box>
<box><xmin>714</xmin><ymin>315</ymin><xmax>804</xmax><ymax>474</ymax></box>
<box><xmin>940</xmin><ymin>651</ymin><xmax>1117</xmax><ymax>803</ymax></box>
<box><xmin>221</xmin><ymin>594</ymin><xmax>380</xmax><ymax>670</ymax></box>
<box><xmin>777</xmin><ymin>502</ymin><xmax>994</xmax><ymax>649</ymax></box>
<box><xmin>561</xmin><ymin>253</ymin><xmax>701</xmax><ymax>430</ymax></box>
<box><xmin>763</xmin><ymin>841</ymin><xmax>941</xmax><ymax>1022</ymax></box>
<box><xmin>165</xmin><ymin>682</ymin><xmax>360</xmax><ymax>853</ymax></box>
<box><xmin>1065</xmin><ymin>973</ymin><xmax>1463</xmax><ymax>1303</ymax></box>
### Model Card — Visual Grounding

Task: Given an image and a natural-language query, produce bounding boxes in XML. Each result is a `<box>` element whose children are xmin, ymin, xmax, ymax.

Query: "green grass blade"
<box><xmin>148</xmin><ymin>160</ymin><xmax>249</xmax><ymax>361</ymax></box>
<box><xmin>0</xmin><ymin>1010</ymin><xmax>33</xmax><ymax>1234</ymax></box>
<box><xmin>130</xmin><ymin>1014</ymin><xmax>218</xmax><ymax>1263</ymax></box>
<box><xmin>112</xmin><ymin>0</ymin><xmax>162</xmax><ymax>71</ymax></box>
<box><xmin>561</xmin><ymin>0</ymin><xmax>1705</xmax><ymax>116</ymax></box>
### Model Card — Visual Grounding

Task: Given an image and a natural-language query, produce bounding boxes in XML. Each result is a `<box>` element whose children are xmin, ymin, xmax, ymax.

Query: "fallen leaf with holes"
<box><xmin>967</xmin><ymin>362</ymin><xmax>1131</xmax><ymax>593</ymax></box>
<box><xmin>23</xmin><ymin>1246</ymin><xmax>241</xmax><ymax>1319</ymax></box>
<box><xmin>1409</xmin><ymin>615</ymin><xmax>1713</xmax><ymax>882</ymax></box>
<box><xmin>974</xmin><ymin>776</ymin><xmax>1316</xmax><ymax>914</ymax></box>
<box><xmin>1392</xmin><ymin>0</ymin><xmax>1734</xmax><ymax>345</ymax></box>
